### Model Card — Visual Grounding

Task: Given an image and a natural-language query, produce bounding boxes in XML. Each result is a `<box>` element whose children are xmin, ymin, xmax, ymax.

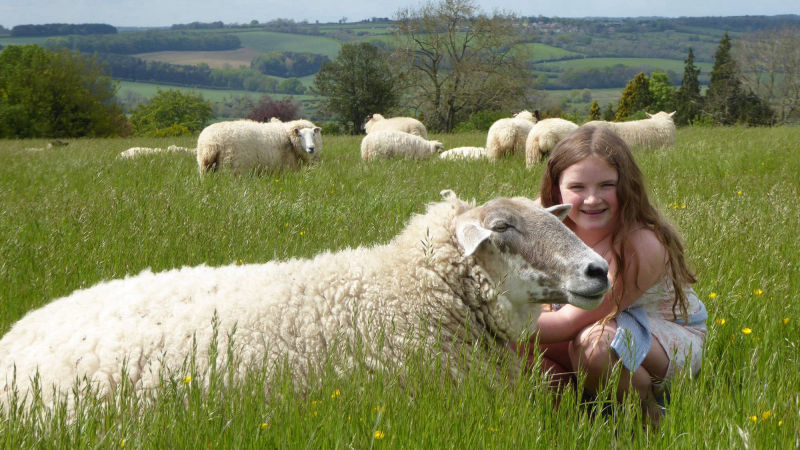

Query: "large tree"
<box><xmin>615</xmin><ymin>72</ymin><xmax>652</xmax><ymax>121</ymax></box>
<box><xmin>312</xmin><ymin>42</ymin><xmax>398</xmax><ymax>134</ymax></box>
<box><xmin>735</xmin><ymin>26</ymin><xmax>800</xmax><ymax>124</ymax></box>
<box><xmin>129</xmin><ymin>88</ymin><xmax>213</xmax><ymax>137</ymax></box>
<box><xmin>674</xmin><ymin>48</ymin><xmax>703</xmax><ymax>125</ymax></box>
<box><xmin>394</xmin><ymin>0</ymin><xmax>532</xmax><ymax>132</ymax></box>
<box><xmin>0</xmin><ymin>45</ymin><xmax>128</xmax><ymax>138</ymax></box>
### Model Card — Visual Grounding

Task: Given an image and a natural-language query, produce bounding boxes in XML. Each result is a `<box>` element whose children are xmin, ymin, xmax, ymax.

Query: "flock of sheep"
<box><xmin>1</xmin><ymin>108</ymin><xmax>676</xmax><ymax>416</ymax></box>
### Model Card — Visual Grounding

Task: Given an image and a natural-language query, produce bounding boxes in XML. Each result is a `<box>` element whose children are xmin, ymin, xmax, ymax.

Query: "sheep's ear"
<box><xmin>293</xmin><ymin>128</ymin><xmax>300</xmax><ymax>136</ymax></box>
<box><xmin>313</xmin><ymin>127</ymin><xmax>321</xmax><ymax>133</ymax></box>
<box><xmin>456</xmin><ymin>219</ymin><xmax>492</xmax><ymax>257</ymax></box>
<box><xmin>646</xmin><ymin>112</ymin><xmax>653</xmax><ymax>118</ymax></box>
<box><xmin>668</xmin><ymin>111</ymin><xmax>676</xmax><ymax>117</ymax></box>
<box><xmin>534</xmin><ymin>110</ymin><xmax>541</xmax><ymax>121</ymax></box>
<box><xmin>545</xmin><ymin>204</ymin><xmax>572</xmax><ymax>221</ymax></box>
<box><xmin>440</xmin><ymin>189</ymin><xmax>457</xmax><ymax>201</ymax></box>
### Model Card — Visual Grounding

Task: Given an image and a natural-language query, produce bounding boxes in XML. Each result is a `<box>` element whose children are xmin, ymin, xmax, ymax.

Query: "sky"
<box><xmin>1</xmin><ymin>0</ymin><xmax>797</xmax><ymax>29</ymax></box>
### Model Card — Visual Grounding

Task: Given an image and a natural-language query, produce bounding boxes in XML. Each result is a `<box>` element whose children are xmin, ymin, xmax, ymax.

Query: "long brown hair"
<box><xmin>539</xmin><ymin>125</ymin><xmax>695</xmax><ymax>320</ymax></box>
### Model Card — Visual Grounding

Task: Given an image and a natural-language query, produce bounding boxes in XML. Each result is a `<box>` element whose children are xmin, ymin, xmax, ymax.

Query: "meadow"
<box><xmin>0</xmin><ymin>126</ymin><xmax>798</xmax><ymax>447</ymax></box>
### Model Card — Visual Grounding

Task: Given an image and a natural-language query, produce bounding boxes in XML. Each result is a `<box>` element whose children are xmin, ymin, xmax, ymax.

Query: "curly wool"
<box><xmin>360</xmin><ymin>130</ymin><xmax>444</xmax><ymax>161</ymax></box>
<box><xmin>584</xmin><ymin>111</ymin><xmax>676</xmax><ymax>151</ymax></box>
<box><xmin>486</xmin><ymin>110</ymin><xmax>539</xmax><ymax>160</ymax></box>
<box><xmin>364</xmin><ymin>114</ymin><xmax>428</xmax><ymax>138</ymax></box>
<box><xmin>524</xmin><ymin>118</ymin><xmax>579</xmax><ymax>166</ymax></box>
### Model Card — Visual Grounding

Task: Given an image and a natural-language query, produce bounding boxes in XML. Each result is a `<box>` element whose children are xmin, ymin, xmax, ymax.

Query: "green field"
<box><xmin>540</xmin><ymin>57</ymin><xmax>714</xmax><ymax>74</ymax></box>
<box><xmin>521</xmin><ymin>42</ymin><xmax>582</xmax><ymax>61</ymax></box>
<box><xmin>1</xmin><ymin>126</ymin><xmax>798</xmax><ymax>447</ymax></box>
<box><xmin>116</xmin><ymin>80</ymin><xmax>321</xmax><ymax>104</ymax></box>
<box><xmin>232</xmin><ymin>30</ymin><xmax>342</xmax><ymax>58</ymax></box>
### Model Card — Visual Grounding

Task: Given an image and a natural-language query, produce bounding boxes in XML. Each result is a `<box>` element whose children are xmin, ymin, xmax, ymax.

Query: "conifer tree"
<box><xmin>705</xmin><ymin>32</ymin><xmax>742</xmax><ymax>125</ymax></box>
<box><xmin>589</xmin><ymin>100</ymin><xmax>600</xmax><ymax>120</ymax></box>
<box><xmin>615</xmin><ymin>72</ymin><xmax>652</xmax><ymax>121</ymax></box>
<box><xmin>675</xmin><ymin>48</ymin><xmax>703</xmax><ymax>125</ymax></box>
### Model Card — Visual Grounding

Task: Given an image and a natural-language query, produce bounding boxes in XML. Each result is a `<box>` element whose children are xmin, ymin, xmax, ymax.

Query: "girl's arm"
<box><xmin>535</xmin><ymin>228</ymin><xmax>668</xmax><ymax>344</ymax></box>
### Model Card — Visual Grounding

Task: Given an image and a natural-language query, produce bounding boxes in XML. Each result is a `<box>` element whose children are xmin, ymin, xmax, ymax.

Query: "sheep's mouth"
<box><xmin>565</xmin><ymin>291</ymin><xmax>605</xmax><ymax>310</ymax></box>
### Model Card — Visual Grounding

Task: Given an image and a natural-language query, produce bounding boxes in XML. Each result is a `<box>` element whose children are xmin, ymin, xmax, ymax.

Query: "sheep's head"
<box><xmin>432</xmin><ymin>141</ymin><xmax>445</xmax><ymax>153</ymax></box>
<box><xmin>453</xmin><ymin>195</ymin><xmax>609</xmax><ymax>339</ymax></box>
<box><xmin>293</xmin><ymin>127</ymin><xmax>322</xmax><ymax>159</ymax></box>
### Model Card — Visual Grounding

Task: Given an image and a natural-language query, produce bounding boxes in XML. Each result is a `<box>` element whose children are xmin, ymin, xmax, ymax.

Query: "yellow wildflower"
<box><xmin>750</xmin><ymin>415</ymin><xmax>758</xmax><ymax>423</ymax></box>
<box><xmin>260</xmin><ymin>422</ymin><xmax>269</xmax><ymax>430</ymax></box>
<box><xmin>737</xmin><ymin>190</ymin><xmax>743</xmax><ymax>195</ymax></box>
<box><xmin>783</xmin><ymin>318</ymin><xmax>790</xmax><ymax>325</ymax></box>
<box><xmin>374</xmin><ymin>430</ymin><xmax>385</xmax><ymax>440</ymax></box>
<box><xmin>742</xmin><ymin>328</ymin><xmax>752</xmax><ymax>335</ymax></box>
<box><xmin>120</xmin><ymin>439</ymin><xmax>126</xmax><ymax>448</ymax></box>
<box><xmin>331</xmin><ymin>389</ymin><xmax>341</xmax><ymax>399</ymax></box>
<box><xmin>715</xmin><ymin>318</ymin><xmax>726</xmax><ymax>326</ymax></box>
<box><xmin>183</xmin><ymin>375</ymin><xmax>192</xmax><ymax>384</ymax></box>
<box><xmin>375</xmin><ymin>405</ymin><xmax>384</xmax><ymax>413</ymax></box>
<box><xmin>761</xmin><ymin>410</ymin><xmax>771</xmax><ymax>421</ymax></box>
<box><xmin>708</xmin><ymin>292</ymin><xmax>717</xmax><ymax>299</ymax></box>
<box><xmin>778</xmin><ymin>420</ymin><xmax>783</xmax><ymax>426</ymax></box>
<box><xmin>488</xmin><ymin>426</ymin><xmax>497</xmax><ymax>432</ymax></box>
<box><xmin>753</xmin><ymin>288</ymin><xmax>764</xmax><ymax>297</ymax></box>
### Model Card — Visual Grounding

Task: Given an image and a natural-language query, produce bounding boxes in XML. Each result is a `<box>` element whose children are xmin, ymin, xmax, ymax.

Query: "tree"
<box><xmin>0</xmin><ymin>45</ymin><xmax>128</xmax><ymax>138</ymax></box>
<box><xmin>245</xmin><ymin>95</ymin><xmax>299</xmax><ymax>122</ymax></box>
<box><xmin>588</xmin><ymin>100</ymin><xmax>601</xmax><ymax>120</ymax></box>
<box><xmin>735</xmin><ymin>26</ymin><xmax>800</xmax><ymax>124</ymax></box>
<box><xmin>129</xmin><ymin>88</ymin><xmax>213</xmax><ymax>136</ymax></box>
<box><xmin>394</xmin><ymin>0</ymin><xmax>532</xmax><ymax>132</ymax></box>
<box><xmin>648</xmin><ymin>71</ymin><xmax>675</xmax><ymax>113</ymax></box>
<box><xmin>674</xmin><ymin>48</ymin><xmax>703</xmax><ymax>125</ymax></box>
<box><xmin>705</xmin><ymin>31</ymin><xmax>774</xmax><ymax>125</ymax></box>
<box><xmin>312</xmin><ymin>42</ymin><xmax>398</xmax><ymax>134</ymax></box>
<box><xmin>615</xmin><ymin>72</ymin><xmax>652</xmax><ymax>121</ymax></box>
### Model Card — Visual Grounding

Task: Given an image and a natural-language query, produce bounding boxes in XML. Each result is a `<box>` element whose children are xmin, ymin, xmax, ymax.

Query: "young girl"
<box><xmin>521</xmin><ymin>125</ymin><xmax>707</xmax><ymax>423</ymax></box>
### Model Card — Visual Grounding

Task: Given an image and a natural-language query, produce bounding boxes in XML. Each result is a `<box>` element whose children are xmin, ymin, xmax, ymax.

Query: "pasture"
<box><xmin>0</xmin><ymin>126</ymin><xmax>798</xmax><ymax>447</ymax></box>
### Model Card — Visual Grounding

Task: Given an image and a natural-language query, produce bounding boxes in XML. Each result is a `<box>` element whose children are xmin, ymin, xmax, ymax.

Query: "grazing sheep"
<box><xmin>0</xmin><ymin>191</ymin><xmax>609</xmax><ymax>413</ymax></box>
<box><xmin>440</xmin><ymin>146</ymin><xmax>487</xmax><ymax>160</ymax></box>
<box><xmin>524</xmin><ymin>118</ymin><xmax>580</xmax><ymax>167</ymax></box>
<box><xmin>486</xmin><ymin>110</ymin><xmax>540</xmax><ymax>161</ymax></box>
<box><xmin>584</xmin><ymin>111</ymin><xmax>676</xmax><ymax>151</ymax></box>
<box><xmin>118</xmin><ymin>145</ymin><xmax>196</xmax><ymax>159</ymax></box>
<box><xmin>360</xmin><ymin>130</ymin><xmax>444</xmax><ymax>161</ymax></box>
<box><xmin>196</xmin><ymin>119</ymin><xmax>321</xmax><ymax>174</ymax></box>
<box><xmin>363</xmin><ymin>113</ymin><xmax>428</xmax><ymax>138</ymax></box>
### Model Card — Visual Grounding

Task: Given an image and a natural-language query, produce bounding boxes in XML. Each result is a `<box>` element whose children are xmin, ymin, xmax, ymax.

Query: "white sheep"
<box><xmin>363</xmin><ymin>113</ymin><xmax>428</xmax><ymax>138</ymax></box>
<box><xmin>360</xmin><ymin>130</ymin><xmax>444</xmax><ymax>161</ymax></box>
<box><xmin>439</xmin><ymin>146</ymin><xmax>487</xmax><ymax>160</ymax></box>
<box><xmin>486</xmin><ymin>110</ymin><xmax>540</xmax><ymax>161</ymax></box>
<box><xmin>118</xmin><ymin>145</ymin><xmax>195</xmax><ymax>159</ymax></box>
<box><xmin>196</xmin><ymin>119</ymin><xmax>321</xmax><ymax>174</ymax></box>
<box><xmin>0</xmin><ymin>191</ymin><xmax>609</xmax><ymax>413</ymax></box>
<box><xmin>524</xmin><ymin>118</ymin><xmax>579</xmax><ymax>167</ymax></box>
<box><xmin>584</xmin><ymin>111</ymin><xmax>676</xmax><ymax>151</ymax></box>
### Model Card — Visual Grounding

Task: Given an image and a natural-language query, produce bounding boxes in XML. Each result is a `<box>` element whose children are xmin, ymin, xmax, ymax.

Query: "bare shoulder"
<box><xmin>626</xmin><ymin>227</ymin><xmax>667</xmax><ymax>282</ymax></box>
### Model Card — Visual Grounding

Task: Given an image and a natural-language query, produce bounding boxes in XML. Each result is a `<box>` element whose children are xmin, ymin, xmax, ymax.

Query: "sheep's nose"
<box><xmin>585</xmin><ymin>261</ymin><xmax>608</xmax><ymax>282</ymax></box>
<box><xmin>307</xmin><ymin>147</ymin><xmax>315</xmax><ymax>154</ymax></box>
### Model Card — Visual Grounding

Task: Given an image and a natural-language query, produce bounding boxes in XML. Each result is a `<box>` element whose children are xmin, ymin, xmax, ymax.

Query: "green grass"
<box><xmin>521</xmin><ymin>42</ymin><xmax>583</xmax><ymax>61</ymax></box>
<box><xmin>1</xmin><ymin>127</ymin><xmax>798</xmax><ymax>447</ymax></box>
<box><xmin>540</xmin><ymin>57</ymin><xmax>714</xmax><ymax>74</ymax></box>
<box><xmin>116</xmin><ymin>80</ymin><xmax>321</xmax><ymax>103</ymax></box>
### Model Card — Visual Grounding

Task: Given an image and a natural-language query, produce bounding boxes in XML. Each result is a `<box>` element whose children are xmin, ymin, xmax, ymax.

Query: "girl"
<box><xmin>521</xmin><ymin>125</ymin><xmax>707</xmax><ymax>424</ymax></box>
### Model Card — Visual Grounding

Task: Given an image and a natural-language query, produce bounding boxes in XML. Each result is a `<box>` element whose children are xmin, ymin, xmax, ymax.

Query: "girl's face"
<box><xmin>558</xmin><ymin>155</ymin><xmax>619</xmax><ymax>235</ymax></box>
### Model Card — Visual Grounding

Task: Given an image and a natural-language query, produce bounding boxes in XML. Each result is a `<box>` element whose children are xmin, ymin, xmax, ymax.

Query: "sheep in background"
<box><xmin>118</xmin><ymin>145</ymin><xmax>195</xmax><ymax>159</ymax></box>
<box><xmin>361</xmin><ymin>130</ymin><xmax>444</xmax><ymax>161</ymax></box>
<box><xmin>440</xmin><ymin>146</ymin><xmax>487</xmax><ymax>160</ymax></box>
<box><xmin>196</xmin><ymin>119</ymin><xmax>321</xmax><ymax>174</ymax></box>
<box><xmin>486</xmin><ymin>110</ymin><xmax>540</xmax><ymax>161</ymax></box>
<box><xmin>524</xmin><ymin>118</ymin><xmax>579</xmax><ymax>167</ymax></box>
<box><xmin>584</xmin><ymin>111</ymin><xmax>676</xmax><ymax>151</ymax></box>
<box><xmin>363</xmin><ymin>113</ymin><xmax>428</xmax><ymax>138</ymax></box>
<box><xmin>0</xmin><ymin>190</ymin><xmax>609</xmax><ymax>413</ymax></box>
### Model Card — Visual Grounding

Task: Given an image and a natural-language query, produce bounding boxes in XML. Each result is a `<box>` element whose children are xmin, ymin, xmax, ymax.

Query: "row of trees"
<box><xmin>44</xmin><ymin>30</ymin><xmax>240</xmax><ymax>54</ymax></box>
<box><xmin>251</xmin><ymin>52</ymin><xmax>329</xmax><ymax>78</ymax></box>
<box><xmin>599</xmin><ymin>32</ymin><xmax>775</xmax><ymax>126</ymax></box>
<box><xmin>10</xmin><ymin>23</ymin><xmax>117</xmax><ymax>37</ymax></box>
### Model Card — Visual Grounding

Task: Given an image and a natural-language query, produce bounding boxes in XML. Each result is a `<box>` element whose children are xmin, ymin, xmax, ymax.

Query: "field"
<box><xmin>133</xmin><ymin>48</ymin><xmax>265</xmax><ymax>68</ymax></box>
<box><xmin>538</xmin><ymin>57</ymin><xmax>715</xmax><ymax>75</ymax></box>
<box><xmin>0</xmin><ymin>126</ymin><xmax>798</xmax><ymax>447</ymax></box>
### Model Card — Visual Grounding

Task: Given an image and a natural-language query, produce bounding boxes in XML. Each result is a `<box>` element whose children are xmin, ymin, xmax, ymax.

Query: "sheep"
<box><xmin>363</xmin><ymin>113</ymin><xmax>428</xmax><ymax>138</ymax></box>
<box><xmin>118</xmin><ymin>145</ymin><xmax>195</xmax><ymax>159</ymax></box>
<box><xmin>360</xmin><ymin>130</ymin><xmax>444</xmax><ymax>161</ymax></box>
<box><xmin>196</xmin><ymin>119</ymin><xmax>321</xmax><ymax>175</ymax></box>
<box><xmin>584</xmin><ymin>111</ymin><xmax>676</xmax><ymax>151</ymax></box>
<box><xmin>0</xmin><ymin>191</ymin><xmax>609</xmax><ymax>413</ymax></box>
<box><xmin>439</xmin><ymin>146</ymin><xmax>487</xmax><ymax>160</ymax></box>
<box><xmin>524</xmin><ymin>118</ymin><xmax>580</xmax><ymax>167</ymax></box>
<box><xmin>486</xmin><ymin>110</ymin><xmax>540</xmax><ymax>161</ymax></box>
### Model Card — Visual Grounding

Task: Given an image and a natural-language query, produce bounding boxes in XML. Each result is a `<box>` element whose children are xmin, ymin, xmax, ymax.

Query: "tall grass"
<box><xmin>0</xmin><ymin>127</ymin><xmax>798</xmax><ymax>447</ymax></box>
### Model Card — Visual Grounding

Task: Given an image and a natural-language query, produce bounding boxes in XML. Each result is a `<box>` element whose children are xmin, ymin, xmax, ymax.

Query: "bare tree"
<box><xmin>393</xmin><ymin>0</ymin><xmax>533</xmax><ymax>132</ymax></box>
<box><xmin>735</xmin><ymin>27</ymin><xmax>800</xmax><ymax>124</ymax></box>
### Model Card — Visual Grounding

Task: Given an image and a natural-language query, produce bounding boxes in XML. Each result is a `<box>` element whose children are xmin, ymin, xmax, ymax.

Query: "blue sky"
<box><xmin>1</xmin><ymin>0</ymin><xmax>797</xmax><ymax>28</ymax></box>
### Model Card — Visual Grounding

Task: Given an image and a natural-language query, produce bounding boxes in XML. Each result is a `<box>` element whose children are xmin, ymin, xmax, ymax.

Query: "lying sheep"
<box><xmin>439</xmin><ymin>146</ymin><xmax>487</xmax><ymax>160</ymax></box>
<box><xmin>486</xmin><ymin>110</ymin><xmax>540</xmax><ymax>161</ymax></box>
<box><xmin>196</xmin><ymin>119</ymin><xmax>321</xmax><ymax>174</ymax></box>
<box><xmin>360</xmin><ymin>130</ymin><xmax>444</xmax><ymax>161</ymax></box>
<box><xmin>524</xmin><ymin>118</ymin><xmax>579</xmax><ymax>167</ymax></box>
<box><xmin>118</xmin><ymin>145</ymin><xmax>196</xmax><ymax>159</ymax></box>
<box><xmin>584</xmin><ymin>111</ymin><xmax>676</xmax><ymax>151</ymax></box>
<box><xmin>363</xmin><ymin>113</ymin><xmax>428</xmax><ymax>138</ymax></box>
<box><xmin>0</xmin><ymin>191</ymin><xmax>609</xmax><ymax>413</ymax></box>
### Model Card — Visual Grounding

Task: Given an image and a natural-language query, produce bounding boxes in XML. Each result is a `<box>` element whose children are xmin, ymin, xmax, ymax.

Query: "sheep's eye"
<box><xmin>490</xmin><ymin>222</ymin><xmax>511</xmax><ymax>232</ymax></box>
